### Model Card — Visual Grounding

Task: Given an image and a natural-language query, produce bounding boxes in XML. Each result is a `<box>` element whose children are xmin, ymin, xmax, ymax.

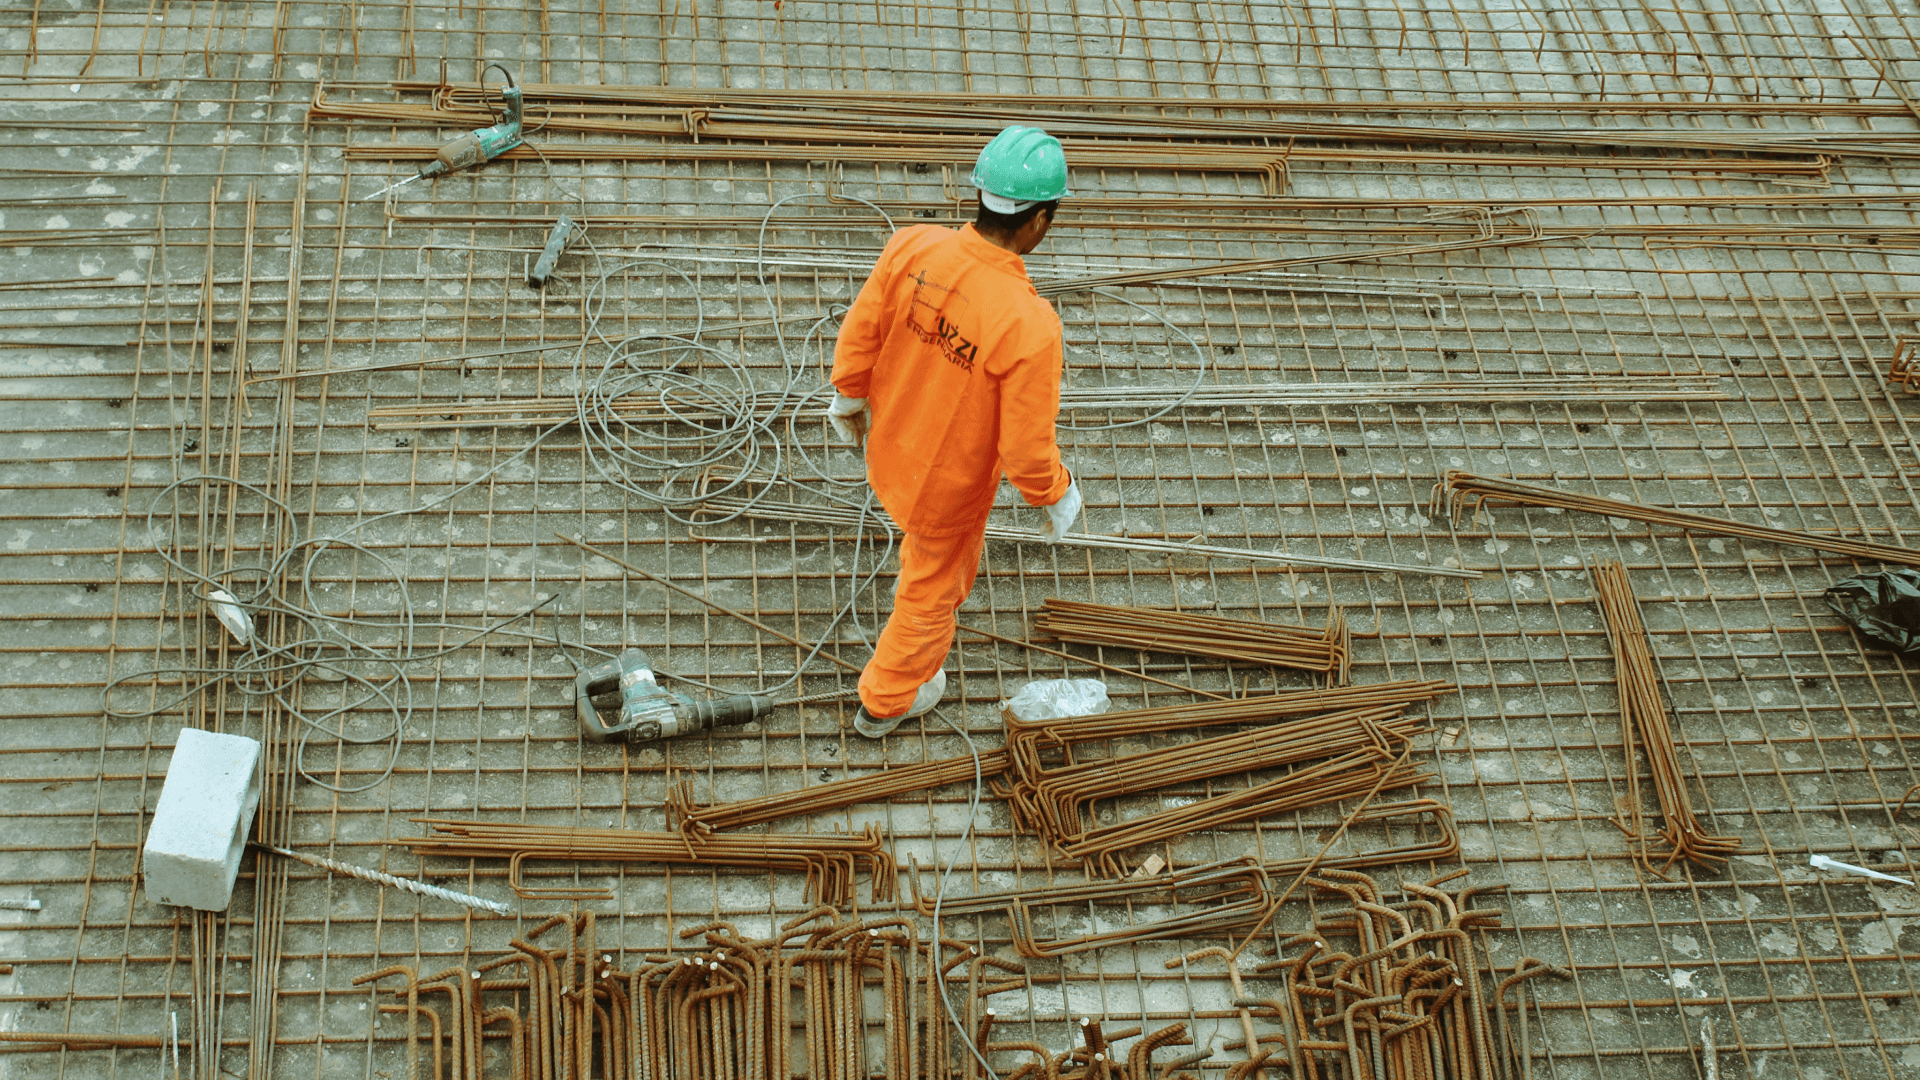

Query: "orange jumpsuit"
<box><xmin>832</xmin><ymin>223</ymin><xmax>1071</xmax><ymax>717</ymax></box>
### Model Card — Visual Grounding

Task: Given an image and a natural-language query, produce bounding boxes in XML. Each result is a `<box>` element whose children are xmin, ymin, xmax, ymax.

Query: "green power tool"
<box><xmin>364</xmin><ymin>65</ymin><xmax>524</xmax><ymax>202</ymax></box>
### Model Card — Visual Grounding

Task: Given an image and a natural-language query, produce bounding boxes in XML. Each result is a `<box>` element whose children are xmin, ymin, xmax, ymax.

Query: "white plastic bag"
<box><xmin>1004</xmin><ymin>678</ymin><xmax>1110</xmax><ymax>724</ymax></box>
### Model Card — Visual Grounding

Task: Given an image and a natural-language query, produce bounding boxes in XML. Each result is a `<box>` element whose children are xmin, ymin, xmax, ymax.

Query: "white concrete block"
<box><xmin>142</xmin><ymin>728</ymin><xmax>262</xmax><ymax>911</ymax></box>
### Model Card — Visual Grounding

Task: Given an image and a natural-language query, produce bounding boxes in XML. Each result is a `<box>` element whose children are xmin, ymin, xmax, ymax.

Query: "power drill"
<box><xmin>576</xmin><ymin>648</ymin><xmax>775</xmax><ymax>743</ymax></box>
<box><xmin>364</xmin><ymin>66</ymin><xmax>524</xmax><ymax>202</ymax></box>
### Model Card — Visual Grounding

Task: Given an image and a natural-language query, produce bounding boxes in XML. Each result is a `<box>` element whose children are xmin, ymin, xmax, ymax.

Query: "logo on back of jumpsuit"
<box><xmin>905</xmin><ymin>271</ymin><xmax>979</xmax><ymax>373</ymax></box>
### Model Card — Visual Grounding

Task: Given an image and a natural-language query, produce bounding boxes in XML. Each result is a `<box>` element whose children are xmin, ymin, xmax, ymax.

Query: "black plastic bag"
<box><xmin>1825</xmin><ymin>569</ymin><xmax>1920</xmax><ymax>652</ymax></box>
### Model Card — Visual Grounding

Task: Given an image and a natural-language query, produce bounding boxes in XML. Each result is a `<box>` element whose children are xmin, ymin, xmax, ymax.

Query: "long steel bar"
<box><xmin>372</xmin><ymin>79</ymin><xmax>1920</xmax><ymax>116</ymax></box>
<box><xmin>316</xmin><ymin>88</ymin><xmax>1883</xmax><ymax>165</ymax></box>
<box><xmin>668</xmin><ymin>750</ymin><xmax>1012</xmax><ymax>835</ymax></box>
<box><xmin>362</xmin><ymin>376</ymin><xmax>1729</xmax><ymax>432</ymax></box>
<box><xmin>1436</xmin><ymin>471</ymin><xmax>1920</xmax><ymax>567</ymax></box>
<box><xmin>692</xmin><ymin>493</ymin><xmax>1482</xmax><ymax>579</ymax></box>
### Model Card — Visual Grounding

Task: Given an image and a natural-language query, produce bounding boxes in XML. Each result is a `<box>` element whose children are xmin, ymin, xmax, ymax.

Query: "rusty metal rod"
<box><xmin>1435</xmin><ymin>471</ymin><xmax>1920</xmax><ymax>567</ymax></box>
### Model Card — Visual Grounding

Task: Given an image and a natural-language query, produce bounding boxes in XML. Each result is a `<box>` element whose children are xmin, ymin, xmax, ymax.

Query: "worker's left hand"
<box><xmin>1039</xmin><ymin>480</ymin><xmax>1083</xmax><ymax>543</ymax></box>
<box><xmin>826</xmin><ymin>393</ymin><xmax>869</xmax><ymax>445</ymax></box>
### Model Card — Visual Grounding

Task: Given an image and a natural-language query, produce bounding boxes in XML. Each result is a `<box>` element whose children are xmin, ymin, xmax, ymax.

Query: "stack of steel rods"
<box><xmin>1004</xmin><ymin>679</ymin><xmax>1451</xmax><ymax>748</ymax></box>
<box><xmin>1257</xmin><ymin>798</ymin><xmax>1461</xmax><ymax>877</ymax></box>
<box><xmin>1001</xmin><ymin>691</ymin><xmax>1445</xmax><ymax>876</ymax></box>
<box><xmin>316</xmin><ymin>87</ymin><xmax>1843</xmax><ymax>177</ymax></box>
<box><xmin>1005</xmin><ymin>705</ymin><xmax>1422</xmax><ymax>844</ymax></box>
<box><xmin>1591</xmin><ymin>560</ymin><xmax>1742</xmax><ymax>877</ymax></box>
<box><xmin>408</xmin><ymin>81</ymin><xmax>1920</xmax><ymax>159</ymax></box>
<box><xmin>1032</xmin><ymin>598</ymin><xmax>1353</xmax><ymax>684</ymax></box>
<box><xmin>401</xmin><ymin>819</ymin><xmax>896</xmax><ymax>904</ymax></box>
<box><xmin>354</xmin><ymin>908</ymin><xmax>1012</xmax><ymax>1080</ymax></box>
<box><xmin>1056</xmin><ymin>750</ymin><xmax>1432</xmax><ymax>875</ymax></box>
<box><xmin>1433</xmin><ymin>470</ymin><xmax>1920</xmax><ymax>567</ymax></box>
<box><xmin>1233</xmin><ymin>869</ymin><xmax>1563</xmax><ymax>1080</ymax></box>
<box><xmin>667</xmin><ymin>749</ymin><xmax>1011</xmax><ymax>835</ymax></box>
<box><xmin>908</xmin><ymin>858</ymin><xmax>1279</xmax><ymax>959</ymax></box>
<box><xmin>364</xmin><ymin>375</ymin><xmax>1725</xmax><ymax>432</ymax></box>
<box><xmin>906</xmin><ymin>795</ymin><xmax>1459</xmax><ymax>922</ymax></box>
<box><xmin>906</xmin><ymin>800</ymin><xmax>1458</xmax><ymax>957</ymax></box>
<box><xmin>690</xmin><ymin>491</ymin><xmax>1479</xmax><ymax>579</ymax></box>
<box><xmin>339</xmin><ymin>126</ymin><xmax>1827</xmax><ymax>185</ymax></box>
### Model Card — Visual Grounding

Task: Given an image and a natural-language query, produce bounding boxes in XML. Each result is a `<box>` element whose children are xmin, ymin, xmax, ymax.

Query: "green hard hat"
<box><xmin>969</xmin><ymin>125</ymin><xmax>1071</xmax><ymax>211</ymax></box>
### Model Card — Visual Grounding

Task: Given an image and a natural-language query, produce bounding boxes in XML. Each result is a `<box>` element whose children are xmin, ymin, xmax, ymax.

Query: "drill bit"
<box><xmin>773</xmin><ymin>687</ymin><xmax>862</xmax><ymax>707</ymax></box>
<box><xmin>252</xmin><ymin>843</ymin><xmax>510</xmax><ymax>914</ymax></box>
<box><xmin>362</xmin><ymin>172</ymin><xmax>426</xmax><ymax>202</ymax></box>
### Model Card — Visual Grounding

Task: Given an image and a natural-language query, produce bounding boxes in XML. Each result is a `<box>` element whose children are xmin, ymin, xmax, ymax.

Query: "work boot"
<box><xmin>853</xmin><ymin>670</ymin><xmax>947</xmax><ymax>738</ymax></box>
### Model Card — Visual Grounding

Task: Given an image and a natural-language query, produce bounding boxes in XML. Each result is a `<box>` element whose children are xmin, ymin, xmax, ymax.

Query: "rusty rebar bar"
<box><xmin>1435</xmin><ymin>471</ymin><xmax>1920</xmax><ymax>567</ymax></box>
<box><xmin>1592</xmin><ymin>560</ymin><xmax>1742</xmax><ymax>877</ymax></box>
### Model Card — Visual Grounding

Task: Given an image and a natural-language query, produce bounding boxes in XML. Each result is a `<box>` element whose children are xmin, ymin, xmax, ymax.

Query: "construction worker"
<box><xmin>826</xmin><ymin>125</ymin><xmax>1082</xmax><ymax>738</ymax></box>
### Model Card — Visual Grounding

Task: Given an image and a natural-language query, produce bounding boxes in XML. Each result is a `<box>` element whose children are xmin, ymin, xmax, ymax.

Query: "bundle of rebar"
<box><xmin>1591</xmin><ymin>560</ymin><xmax>1742</xmax><ymax>876</ymax></box>
<box><xmin>1232</xmin><ymin>869</ymin><xmax>1570</xmax><ymax>1080</ymax></box>
<box><xmin>1058</xmin><ymin>748</ymin><xmax>1431</xmax><ymax>876</ymax></box>
<box><xmin>1434</xmin><ymin>470</ymin><xmax>1920</xmax><ymax>567</ymax></box>
<box><xmin>1003</xmin><ymin>679</ymin><xmax>1451</xmax><ymax>754</ymax></box>
<box><xmin>1009</xmin><ymin>708</ymin><xmax>1416</xmax><ymax>845</ymax></box>
<box><xmin>917</xmin><ymin>858</ymin><xmax>1278</xmax><ymax>959</ymax></box>
<box><xmin>413</xmin><ymin>81</ymin><xmax>1920</xmax><ymax>160</ymax></box>
<box><xmin>1259</xmin><ymin>799</ymin><xmax>1461</xmax><ymax>877</ymax></box>
<box><xmin>354</xmin><ymin>909</ymin><xmax>1019</xmax><ymax>1080</ymax></box>
<box><xmin>317</xmin><ymin>84</ymin><xmax>1845</xmax><ymax>178</ymax></box>
<box><xmin>1000</xmin><ymin>682</ymin><xmax>1450</xmax><ymax>876</ymax></box>
<box><xmin>402</xmin><ymin>818</ymin><xmax>896</xmax><ymax>904</ymax></box>
<box><xmin>908</xmin><ymin>800</ymin><xmax>1458</xmax><ymax>958</ymax></box>
<box><xmin>1032</xmin><ymin>598</ymin><xmax>1353</xmax><ymax>684</ymax></box>
<box><xmin>668</xmin><ymin>750</ymin><xmax>1011</xmax><ymax>835</ymax></box>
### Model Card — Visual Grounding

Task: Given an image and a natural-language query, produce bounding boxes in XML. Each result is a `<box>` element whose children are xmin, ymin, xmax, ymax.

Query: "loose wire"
<box><xmin>929</xmin><ymin>704</ymin><xmax>1003</xmax><ymax>1080</ymax></box>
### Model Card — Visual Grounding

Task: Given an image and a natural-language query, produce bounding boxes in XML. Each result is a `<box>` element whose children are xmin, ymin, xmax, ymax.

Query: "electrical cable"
<box><xmin>106</xmin><ymin>466</ymin><xmax>574</xmax><ymax>792</ymax></box>
<box><xmin>928</xmin><ymin>703</ymin><xmax>1003</xmax><ymax>1080</ymax></box>
<box><xmin>1055</xmin><ymin>287</ymin><xmax>1210</xmax><ymax>432</ymax></box>
<box><xmin>549</xmin><ymin>194</ymin><xmax>905</xmax><ymax>695</ymax></box>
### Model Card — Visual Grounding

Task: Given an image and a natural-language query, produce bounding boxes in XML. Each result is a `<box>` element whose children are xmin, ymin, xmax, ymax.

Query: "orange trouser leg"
<box><xmin>857</xmin><ymin>528</ymin><xmax>987</xmax><ymax>717</ymax></box>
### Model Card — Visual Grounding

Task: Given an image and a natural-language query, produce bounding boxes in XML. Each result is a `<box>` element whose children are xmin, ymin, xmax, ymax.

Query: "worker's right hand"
<box><xmin>1039</xmin><ymin>479</ymin><xmax>1083</xmax><ymax>543</ymax></box>
<box><xmin>826</xmin><ymin>393</ymin><xmax>869</xmax><ymax>445</ymax></box>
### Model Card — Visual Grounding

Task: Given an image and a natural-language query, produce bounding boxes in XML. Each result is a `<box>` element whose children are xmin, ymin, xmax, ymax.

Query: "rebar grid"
<box><xmin>3</xmin><ymin>0</ymin><xmax>1920</xmax><ymax>1078</ymax></box>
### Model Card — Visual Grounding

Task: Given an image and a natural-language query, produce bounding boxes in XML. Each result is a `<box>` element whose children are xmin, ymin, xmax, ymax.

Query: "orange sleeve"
<box><xmin>830</xmin><ymin>233</ymin><xmax>903</xmax><ymax>399</ymax></box>
<box><xmin>996</xmin><ymin>318</ymin><xmax>1071</xmax><ymax>507</ymax></box>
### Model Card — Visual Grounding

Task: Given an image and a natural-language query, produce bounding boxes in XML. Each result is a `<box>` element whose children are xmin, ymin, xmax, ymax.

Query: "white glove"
<box><xmin>1039</xmin><ymin>479</ymin><xmax>1082</xmax><ymax>543</ymax></box>
<box><xmin>826</xmin><ymin>392</ymin><xmax>868</xmax><ymax>445</ymax></box>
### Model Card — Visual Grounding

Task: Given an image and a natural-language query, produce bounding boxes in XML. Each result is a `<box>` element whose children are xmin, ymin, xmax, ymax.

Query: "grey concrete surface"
<box><xmin>2</xmin><ymin>0</ymin><xmax>1919</xmax><ymax>1077</ymax></box>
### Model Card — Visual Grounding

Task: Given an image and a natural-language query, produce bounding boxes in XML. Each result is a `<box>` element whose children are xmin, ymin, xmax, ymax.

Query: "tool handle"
<box><xmin>434</xmin><ymin>132</ymin><xmax>485</xmax><ymax>174</ymax></box>
<box><xmin>472</xmin><ymin>85</ymin><xmax>524</xmax><ymax>160</ymax></box>
<box><xmin>688</xmin><ymin>694</ymin><xmax>776</xmax><ymax>730</ymax></box>
<box><xmin>576</xmin><ymin>649</ymin><xmax>650</xmax><ymax>742</ymax></box>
